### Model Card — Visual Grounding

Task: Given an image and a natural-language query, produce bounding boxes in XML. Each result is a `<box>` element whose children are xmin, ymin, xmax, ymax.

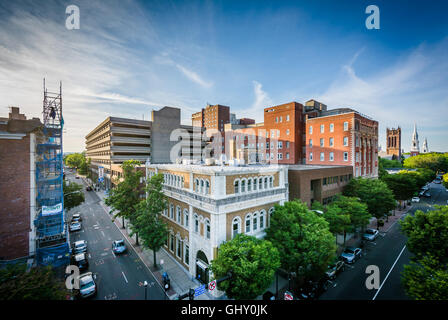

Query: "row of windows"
<box><xmin>232</xmin><ymin>208</ymin><xmax>275</xmax><ymax>238</ymax></box>
<box><xmin>309</xmin><ymin>122</ymin><xmax>349</xmax><ymax>134</ymax></box>
<box><xmin>234</xmin><ymin>176</ymin><xmax>274</xmax><ymax>194</ymax></box>
<box><xmin>275</xmin><ymin>114</ymin><xmax>290</xmax><ymax>123</ymax></box>
<box><xmin>309</xmin><ymin>152</ymin><xmax>349</xmax><ymax>162</ymax></box>
<box><xmin>163</xmin><ymin>205</ymin><xmax>211</xmax><ymax>240</ymax></box>
<box><xmin>162</xmin><ymin>173</ymin><xmax>185</xmax><ymax>188</ymax></box>
<box><xmin>309</xmin><ymin>137</ymin><xmax>349</xmax><ymax>148</ymax></box>
<box><xmin>166</xmin><ymin>234</ymin><xmax>189</xmax><ymax>265</ymax></box>
<box><xmin>194</xmin><ymin>178</ymin><xmax>210</xmax><ymax>194</ymax></box>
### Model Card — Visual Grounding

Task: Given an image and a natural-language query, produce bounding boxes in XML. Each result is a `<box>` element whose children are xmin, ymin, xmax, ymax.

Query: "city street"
<box><xmin>66</xmin><ymin>171</ymin><xmax>168</xmax><ymax>300</ymax></box>
<box><xmin>319</xmin><ymin>180</ymin><xmax>448</xmax><ymax>300</ymax></box>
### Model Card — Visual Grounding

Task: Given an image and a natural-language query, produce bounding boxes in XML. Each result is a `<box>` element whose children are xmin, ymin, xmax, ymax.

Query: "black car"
<box><xmin>72</xmin><ymin>252</ymin><xmax>89</xmax><ymax>271</ymax></box>
<box><xmin>297</xmin><ymin>278</ymin><xmax>331</xmax><ymax>300</ymax></box>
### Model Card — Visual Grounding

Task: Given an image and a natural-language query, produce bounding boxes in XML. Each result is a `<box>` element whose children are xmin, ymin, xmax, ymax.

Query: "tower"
<box><xmin>422</xmin><ymin>137</ymin><xmax>429</xmax><ymax>153</ymax></box>
<box><xmin>386</xmin><ymin>126</ymin><xmax>401</xmax><ymax>159</ymax></box>
<box><xmin>410</xmin><ymin>123</ymin><xmax>420</xmax><ymax>156</ymax></box>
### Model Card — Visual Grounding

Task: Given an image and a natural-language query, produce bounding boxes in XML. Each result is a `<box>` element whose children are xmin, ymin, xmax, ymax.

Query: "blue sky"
<box><xmin>0</xmin><ymin>0</ymin><xmax>447</xmax><ymax>152</ymax></box>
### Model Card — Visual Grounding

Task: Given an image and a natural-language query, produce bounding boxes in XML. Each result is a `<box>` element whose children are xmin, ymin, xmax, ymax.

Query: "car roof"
<box><xmin>73</xmin><ymin>213</ymin><xmax>80</xmax><ymax>217</ymax></box>
<box><xmin>75</xmin><ymin>253</ymin><xmax>86</xmax><ymax>261</ymax></box>
<box><xmin>79</xmin><ymin>273</ymin><xmax>94</xmax><ymax>285</ymax></box>
<box><xmin>114</xmin><ymin>240</ymin><xmax>124</xmax><ymax>244</ymax></box>
<box><xmin>74</xmin><ymin>240</ymin><xmax>86</xmax><ymax>245</ymax></box>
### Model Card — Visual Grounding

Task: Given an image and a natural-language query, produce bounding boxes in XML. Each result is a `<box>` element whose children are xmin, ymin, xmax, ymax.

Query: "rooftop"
<box><xmin>148</xmin><ymin>162</ymin><xmax>284</xmax><ymax>174</ymax></box>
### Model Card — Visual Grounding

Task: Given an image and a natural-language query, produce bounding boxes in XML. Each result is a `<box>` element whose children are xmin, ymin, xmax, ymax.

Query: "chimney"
<box><xmin>9</xmin><ymin>107</ymin><xmax>27</xmax><ymax>120</ymax></box>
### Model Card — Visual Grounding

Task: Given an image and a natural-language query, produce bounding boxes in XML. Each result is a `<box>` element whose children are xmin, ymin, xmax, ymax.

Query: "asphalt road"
<box><xmin>66</xmin><ymin>170</ymin><xmax>167</xmax><ymax>300</ymax></box>
<box><xmin>319</xmin><ymin>180</ymin><xmax>448</xmax><ymax>300</ymax></box>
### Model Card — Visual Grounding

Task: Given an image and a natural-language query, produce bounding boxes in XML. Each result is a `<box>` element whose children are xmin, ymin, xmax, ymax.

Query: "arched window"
<box><xmin>269</xmin><ymin>176</ymin><xmax>273</xmax><ymax>188</ymax></box>
<box><xmin>268</xmin><ymin>207</ymin><xmax>275</xmax><ymax>226</ymax></box>
<box><xmin>232</xmin><ymin>217</ymin><xmax>241</xmax><ymax>239</ymax></box>
<box><xmin>260</xmin><ymin>210</ymin><xmax>266</xmax><ymax>229</ymax></box>
<box><xmin>245</xmin><ymin>214</ymin><xmax>251</xmax><ymax>233</ymax></box>
<box><xmin>259</xmin><ymin>178</ymin><xmax>263</xmax><ymax>190</ymax></box>
<box><xmin>170</xmin><ymin>204</ymin><xmax>174</xmax><ymax>219</ymax></box>
<box><xmin>205</xmin><ymin>180</ymin><xmax>210</xmax><ymax>194</ymax></box>
<box><xmin>253</xmin><ymin>212</ymin><xmax>258</xmax><ymax>231</ymax></box>
<box><xmin>194</xmin><ymin>214</ymin><xmax>199</xmax><ymax>233</ymax></box>
<box><xmin>200</xmin><ymin>179</ymin><xmax>204</xmax><ymax>194</ymax></box>
<box><xmin>264</xmin><ymin>177</ymin><xmax>268</xmax><ymax>189</ymax></box>
<box><xmin>247</xmin><ymin>179</ymin><xmax>252</xmax><ymax>192</ymax></box>
<box><xmin>241</xmin><ymin>179</ymin><xmax>246</xmax><ymax>193</ymax></box>
<box><xmin>181</xmin><ymin>176</ymin><xmax>184</xmax><ymax>188</ymax></box>
<box><xmin>184</xmin><ymin>209</ymin><xmax>189</xmax><ymax>228</ymax></box>
<box><xmin>195</xmin><ymin>179</ymin><xmax>199</xmax><ymax>192</ymax></box>
<box><xmin>253</xmin><ymin>178</ymin><xmax>257</xmax><ymax>191</ymax></box>
<box><xmin>205</xmin><ymin>219</ymin><xmax>211</xmax><ymax>240</ymax></box>
<box><xmin>176</xmin><ymin>206</ymin><xmax>182</xmax><ymax>224</ymax></box>
<box><xmin>234</xmin><ymin>180</ymin><xmax>239</xmax><ymax>194</ymax></box>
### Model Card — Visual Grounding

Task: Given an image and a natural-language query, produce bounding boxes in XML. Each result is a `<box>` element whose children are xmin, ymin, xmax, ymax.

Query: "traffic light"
<box><xmin>188</xmin><ymin>288</ymin><xmax>195</xmax><ymax>300</ymax></box>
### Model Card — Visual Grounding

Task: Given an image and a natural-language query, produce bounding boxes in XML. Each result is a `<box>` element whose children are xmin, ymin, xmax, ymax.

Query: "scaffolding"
<box><xmin>35</xmin><ymin>79</ymin><xmax>70</xmax><ymax>267</ymax></box>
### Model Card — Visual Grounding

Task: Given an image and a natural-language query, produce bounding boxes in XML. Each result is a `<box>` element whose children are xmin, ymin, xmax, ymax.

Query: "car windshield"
<box><xmin>344</xmin><ymin>248</ymin><xmax>354</xmax><ymax>254</ymax></box>
<box><xmin>80</xmin><ymin>277</ymin><xmax>94</xmax><ymax>290</ymax></box>
<box><xmin>75</xmin><ymin>242</ymin><xmax>85</xmax><ymax>248</ymax></box>
<box><xmin>366</xmin><ymin>230</ymin><xmax>375</xmax><ymax>234</ymax></box>
<box><xmin>115</xmin><ymin>241</ymin><xmax>124</xmax><ymax>247</ymax></box>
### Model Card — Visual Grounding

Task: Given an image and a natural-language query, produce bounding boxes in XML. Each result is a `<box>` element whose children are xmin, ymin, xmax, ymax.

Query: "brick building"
<box><xmin>386</xmin><ymin>127</ymin><xmax>401</xmax><ymax>159</ymax></box>
<box><xmin>305</xmin><ymin>108</ymin><xmax>379</xmax><ymax>178</ymax></box>
<box><xmin>0</xmin><ymin>107</ymin><xmax>42</xmax><ymax>260</ymax></box>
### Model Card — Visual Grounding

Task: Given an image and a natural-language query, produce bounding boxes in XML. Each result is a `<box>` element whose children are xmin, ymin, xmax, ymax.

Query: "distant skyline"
<box><xmin>0</xmin><ymin>0</ymin><xmax>447</xmax><ymax>152</ymax></box>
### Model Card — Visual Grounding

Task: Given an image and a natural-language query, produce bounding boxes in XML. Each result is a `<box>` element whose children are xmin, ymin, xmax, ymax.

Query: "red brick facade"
<box><xmin>0</xmin><ymin>134</ymin><xmax>32</xmax><ymax>260</ymax></box>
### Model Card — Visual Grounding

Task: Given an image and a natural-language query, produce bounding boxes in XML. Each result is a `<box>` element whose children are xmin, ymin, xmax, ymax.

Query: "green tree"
<box><xmin>330</xmin><ymin>195</ymin><xmax>371</xmax><ymax>240</ymax></box>
<box><xmin>64</xmin><ymin>153</ymin><xmax>85</xmax><ymax>169</ymax></box>
<box><xmin>323</xmin><ymin>205</ymin><xmax>351</xmax><ymax>245</ymax></box>
<box><xmin>443</xmin><ymin>173</ymin><xmax>448</xmax><ymax>189</ymax></box>
<box><xmin>63</xmin><ymin>180</ymin><xmax>85</xmax><ymax>211</ymax></box>
<box><xmin>210</xmin><ymin>234</ymin><xmax>280</xmax><ymax>300</ymax></box>
<box><xmin>133</xmin><ymin>173</ymin><xmax>168</xmax><ymax>268</ymax></box>
<box><xmin>0</xmin><ymin>264</ymin><xmax>68</xmax><ymax>300</ymax></box>
<box><xmin>382</xmin><ymin>172</ymin><xmax>419</xmax><ymax>204</ymax></box>
<box><xmin>403</xmin><ymin>153</ymin><xmax>448</xmax><ymax>172</ymax></box>
<box><xmin>310</xmin><ymin>201</ymin><xmax>325</xmax><ymax>212</ymax></box>
<box><xmin>401</xmin><ymin>254</ymin><xmax>448</xmax><ymax>300</ymax></box>
<box><xmin>400</xmin><ymin>205</ymin><xmax>448</xmax><ymax>263</ymax></box>
<box><xmin>379</xmin><ymin>157</ymin><xmax>402</xmax><ymax>169</ymax></box>
<box><xmin>265</xmin><ymin>200</ymin><xmax>336</xmax><ymax>284</ymax></box>
<box><xmin>105</xmin><ymin>160</ymin><xmax>143</xmax><ymax>233</ymax></box>
<box><xmin>78</xmin><ymin>157</ymin><xmax>90</xmax><ymax>176</ymax></box>
<box><xmin>343</xmin><ymin>177</ymin><xmax>395</xmax><ymax>229</ymax></box>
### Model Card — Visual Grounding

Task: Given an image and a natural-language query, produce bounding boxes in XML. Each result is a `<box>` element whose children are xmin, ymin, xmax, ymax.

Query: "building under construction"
<box><xmin>34</xmin><ymin>80</ymin><xmax>70</xmax><ymax>267</ymax></box>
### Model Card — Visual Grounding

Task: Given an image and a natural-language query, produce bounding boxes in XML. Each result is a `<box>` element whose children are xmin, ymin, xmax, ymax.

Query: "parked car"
<box><xmin>76</xmin><ymin>272</ymin><xmax>97</xmax><ymax>299</ymax></box>
<box><xmin>326</xmin><ymin>260</ymin><xmax>345</xmax><ymax>280</ymax></box>
<box><xmin>72</xmin><ymin>252</ymin><xmax>89</xmax><ymax>271</ymax></box>
<box><xmin>423</xmin><ymin>192</ymin><xmax>431</xmax><ymax>198</ymax></box>
<box><xmin>340</xmin><ymin>247</ymin><xmax>362</xmax><ymax>264</ymax></box>
<box><xmin>75</xmin><ymin>176</ymin><xmax>80</xmax><ymax>179</ymax></box>
<box><xmin>411</xmin><ymin>197</ymin><xmax>420</xmax><ymax>203</ymax></box>
<box><xmin>73</xmin><ymin>240</ymin><xmax>87</xmax><ymax>254</ymax></box>
<box><xmin>363</xmin><ymin>228</ymin><xmax>379</xmax><ymax>241</ymax></box>
<box><xmin>297</xmin><ymin>278</ymin><xmax>331</xmax><ymax>300</ymax></box>
<box><xmin>112</xmin><ymin>240</ymin><xmax>127</xmax><ymax>254</ymax></box>
<box><xmin>69</xmin><ymin>221</ymin><xmax>82</xmax><ymax>232</ymax></box>
<box><xmin>86</xmin><ymin>186</ymin><xmax>92</xmax><ymax>191</ymax></box>
<box><xmin>71</xmin><ymin>213</ymin><xmax>82</xmax><ymax>222</ymax></box>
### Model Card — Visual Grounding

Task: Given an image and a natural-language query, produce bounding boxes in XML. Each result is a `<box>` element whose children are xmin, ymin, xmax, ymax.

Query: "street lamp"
<box><xmin>144</xmin><ymin>280</ymin><xmax>148</xmax><ymax>300</ymax></box>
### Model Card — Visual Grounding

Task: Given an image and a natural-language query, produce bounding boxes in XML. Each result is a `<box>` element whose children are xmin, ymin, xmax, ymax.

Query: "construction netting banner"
<box><xmin>42</xmin><ymin>203</ymin><xmax>63</xmax><ymax>216</ymax></box>
<box><xmin>36</xmin><ymin>242</ymin><xmax>70</xmax><ymax>267</ymax></box>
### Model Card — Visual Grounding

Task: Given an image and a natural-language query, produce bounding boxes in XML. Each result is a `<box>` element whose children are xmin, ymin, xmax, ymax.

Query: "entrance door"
<box><xmin>195</xmin><ymin>250</ymin><xmax>209</xmax><ymax>284</ymax></box>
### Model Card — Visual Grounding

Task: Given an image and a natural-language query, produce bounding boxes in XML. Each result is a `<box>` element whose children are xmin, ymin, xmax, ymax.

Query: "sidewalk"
<box><xmin>90</xmin><ymin>183</ymin><xmax>213</xmax><ymax>300</ymax></box>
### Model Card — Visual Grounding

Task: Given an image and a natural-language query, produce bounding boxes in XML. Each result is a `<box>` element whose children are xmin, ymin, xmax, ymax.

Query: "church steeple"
<box><xmin>410</xmin><ymin>123</ymin><xmax>420</xmax><ymax>155</ymax></box>
<box><xmin>422</xmin><ymin>137</ymin><xmax>429</xmax><ymax>153</ymax></box>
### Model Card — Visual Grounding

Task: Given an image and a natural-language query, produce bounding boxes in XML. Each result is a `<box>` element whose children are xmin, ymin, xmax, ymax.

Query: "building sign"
<box><xmin>194</xmin><ymin>284</ymin><xmax>207</xmax><ymax>297</ymax></box>
<box><xmin>208</xmin><ymin>280</ymin><xmax>217</xmax><ymax>292</ymax></box>
<box><xmin>42</xmin><ymin>203</ymin><xmax>63</xmax><ymax>216</ymax></box>
<box><xmin>98</xmin><ymin>166</ymin><xmax>104</xmax><ymax>179</ymax></box>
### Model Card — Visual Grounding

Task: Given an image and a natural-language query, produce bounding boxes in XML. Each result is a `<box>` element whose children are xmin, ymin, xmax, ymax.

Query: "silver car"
<box><xmin>363</xmin><ymin>228</ymin><xmax>379</xmax><ymax>241</ymax></box>
<box><xmin>73</xmin><ymin>240</ymin><xmax>87</xmax><ymax>254</ymax></box>
<box><xmin>77</xmin><ymin>272</ymin><xmax>97</xmax><ymax>299</ymax></box>
<box><xmin>69</xmin><ymin>221</ymin><xmax>82</xmax><ymax>232</ymax></box>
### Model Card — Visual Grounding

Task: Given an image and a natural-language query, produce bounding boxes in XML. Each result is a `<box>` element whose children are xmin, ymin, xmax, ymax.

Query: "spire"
<box><xmin>411</xmin><ymin>123</ymin><xmax>420</xmax><ymax>153</ymax></box>
<box><xmin>422</xmin><ymin>137</ymin><xmax>429</xmax><ymax>153</ymax></box>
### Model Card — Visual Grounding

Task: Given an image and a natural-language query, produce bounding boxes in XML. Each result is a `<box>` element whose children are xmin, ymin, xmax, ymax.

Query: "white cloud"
<box><xmin>175</xmin><ymin>64</ymin><xmax>213</xmax><ymax>88</ymax></box>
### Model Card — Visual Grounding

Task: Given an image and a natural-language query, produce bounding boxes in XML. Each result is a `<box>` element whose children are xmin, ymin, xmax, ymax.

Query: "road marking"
<box><xmin>101</xmin><ymin>231</ymin><xmax>105</xmax><ymax>237</ymax></box>
<box><xmin>372</xmin><ymin>245</ymin><xmax>407</xmax><ymax>300</ymax></box>
<box><xmin>122</xmin><ymin>271</ymin><xmax>128</xmax><ymax>283</ymax></box>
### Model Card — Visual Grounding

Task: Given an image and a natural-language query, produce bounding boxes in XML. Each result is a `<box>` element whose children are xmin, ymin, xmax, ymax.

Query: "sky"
<box><xmin>0</xmin><ymin>0</ymin><xmax>447</xmax><ymax>152</ymax></box>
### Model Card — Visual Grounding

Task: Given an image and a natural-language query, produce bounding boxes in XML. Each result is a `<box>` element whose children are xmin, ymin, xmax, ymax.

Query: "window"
<box><xmin>309</xmin><ymin>126</ymin><xmax>313</xmax><ymax>134</ymax></box>
<box><xmin>320</xmin><ymin>124</ymin><xmax>324</xmax><ymax>133</ymax></box>
<box><xmin>176</xmin><ymin>206</ymin><xmax>182</xmax><ymax>223</ymax></box>
<box><xmin>170</xmin><ymin>234</ymin><xmax>174</xmax><ymax>252</ymax></box>
<box><xmin>232</xmin><ymin>218</ymin><xmax>240</xmax><ymax>238</ymax></box>
<box><xmin>286</xmin><ymin>141</ymin><xmax>290</xmax><ymax>148</ymax></box>
<box><xmin>269</xmin><ymin>176</ymin><xmax>274</xmax><ymax>188</ymax></box>
<box><xmin>241</xmin><ymin>179</ymin><xmax>246</xmax><ymax>193</ymax></box>
<box><xmin>344</xmin><ymin>152</ymin><xmax>348</xmax><ymax>161</ymax></box>
<box><xmin>253</xmin><ymin>179</ymin><xmax>257</xmax><ymax>191</ymax></box>
<box><xmin>286</xmin><ymin>115</ymin><xmax>290</xmax><ymax>121</ymax></box>
<box><xmin>266</xmin><ymin>142</ymin><xmax>269</xmax><ymax>149</ymax></box>
<box><xmin>270</xmin><ymin>153</ymin><xmax>274</xmax><ymax>160</ymax></box>
<box><xmin>330</xmin><ymin>123</ymin><xmax>334</xmax><ymax>132</ymax></box>
<box><xmin>205</xmin><ymin>180</ymin><xmax>210</xmax><ymax>194</ymax></box>
<box><xmin>260</xmin><ymin>211</ymin><xmax>265</xmax><ymax>229</ymax></box>
<box><xmin>194</xmin><ymin>214</ymin><xmax>199</xmax><ymax>233</ymax></box>
<box><xmin>343</xmin><ymin>137</ymin><xmax>348</xmax><ymax>146</ymax></box>
<box><xmin>177</xmin><ymin>238</ymin><xmax>182</xmax><ymax>258</ymax></box>
<box><xmin>309</xmin><ymin>139</ymin><xmax>313</xmax><ymax>147</ymax></box>
<box><xmin>264</xmin><ymin>177</ymin><xmax>268</xmax><ymax>189</ymax></box>
<box><xmin>234</xmin><ymin>180</ymin><xmax>239</xmax><ymax>193</ymax></box>
<box><xmin>184</xmin><ymin>244</ymin><xmax>189</xmax><ymax>265</ymax></box>
<box><xmin>275</xmin><ymin>117</ymin><xmax>278</xmax><ymax>123</ymax></box>
<box><xmin>320</xmin><ymin>152</ymin><xmax>325</xmax><ymax>161</ymax></box>
<box><xmin>309</xmin><ymin>152</ymin><xmax>313</xmax><ymax>161</ymax></box>
<box><xmin>278</xmin><ymin>152</ymin><xmax>283</xmax><ymax>160</ymax></box>
<box><xmin>356</xmin><ymin>152</ymin><xmax>360</xmax><ymax>162</ymax></box>
<box><xmin>330</xmin><ymin>152</ymin><xmax>334</xmax><ymax>161</ymax></box>
<box><xmin>278</xmin><ymin>141</ymin><xmax>283</xmax><ymax>149</ymax></box>
<box><xmin>280</xmin><ymin>116</ymin><xmax>282</xmax><ymax>122</ymax></box>
<box><xmin>344</xmin><ymin>121</ymin><xmax>349</xmax><ymax>131</ymax></box>
<box><xmin>195</xmin><ymin>179</ymin><xmax>199</xmax><ymax>192</ymax></box>
<box><xmin>253</xmin><ymin>213</ymin><xmax>258</xmax><ymax>231</ymax></box>
<box><xmin>329</xmin><ymin>137</ymin><xmax>334</xmax><ymax>147</ymax></box>
<box><xmin>205</xmin><ymin>220</ymin><xmax>210</xmax><ymax>240</ymax></box>
<box><xmin>247</xmin><ymin>179</ymin><xmax>252</xmax><ymax>192</ymax></box>
<box><xmin>170</xmin><ymin>204</ymin><xmax>174</xmax><ymax>219</ymax></box>
<box><xmin>245</xmin><ymin>215</ymin><xmax>251</xmax><ymax>233</ymax></box>
<box><xmin>320</xmin><ymin>138</ymin><xmax>324</xmax><ymax>147</ymax></box>
<box><xmin>184</xmin><ymin>209</ymin><xmax>189</xmax><ymax>228</ymax></box>
<box><xmin>286</xmin><ymin>152</ymin><xmax>290</xmax><ymax>159</ymax></box>
<box><xmin>259</xmin><ymin>178</ymin><xmax>263</xmax><ymax>190</ymax></box>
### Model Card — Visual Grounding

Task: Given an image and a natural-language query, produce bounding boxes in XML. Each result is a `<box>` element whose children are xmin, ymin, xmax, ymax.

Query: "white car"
<box><xmin>77</xmin><ymin>272</ymin><xmax>97</xmax><ymax>299</ymax></box>
<box><xmin>363</xmin><ymin>228</ymin><xmax>379</xmax><ymax>241</ymax></box>
<box><xmin>69</xmin><ymin>221</ymin><xmax>82</xmax><ymax>232</ymax></box>
<box><xmin>411</xmin><ymin>197</ymin><xmax>420</xmax><ymax>203</ymax></box>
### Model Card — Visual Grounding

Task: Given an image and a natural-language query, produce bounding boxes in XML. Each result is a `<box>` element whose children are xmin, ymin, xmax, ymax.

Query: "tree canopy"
<box><xmin>63</xmin><ymin>180</ymin><xmax>85</xmax><ymax>211</ymax></box>
<box><xmin>265</xmin><ymin>200</ymin><xmax>336</xmax><ymax>282</ymax></box>
<box><xmin>403</xmin><ymin>153</ymin><xmax>448</xmax><ymax>173</ymax></box>
<box><xmin>382</xmin><ymin>172</ymin><xmax>419</xmax><ymax>201</ymax></box>
<box><xmin>210</xmin><ymin>234</ymin><xmax>280</xmax><ymax>300</ymax></box>
<box><xmin>64</xmin><ymin>153</ymin><xmax>85</xmax><ymax>169</ymax></box>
